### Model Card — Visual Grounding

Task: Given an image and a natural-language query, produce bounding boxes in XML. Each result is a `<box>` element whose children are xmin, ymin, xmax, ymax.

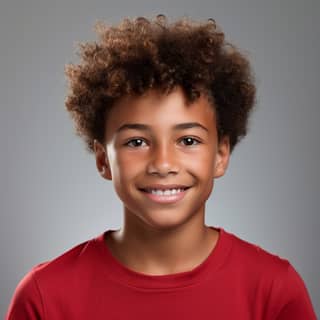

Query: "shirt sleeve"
<box><xmin>5</xmin><ymin>269</ymin><xmax>44</xmax><ymax>320</ymax></box>
<box><xmin>275</xmin><ymin>263</ymin><xmax>317</xmax><ymax>320</ymax></box>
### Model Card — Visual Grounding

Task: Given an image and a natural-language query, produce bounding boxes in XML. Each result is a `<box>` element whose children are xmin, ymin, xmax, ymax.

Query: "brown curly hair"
<box><xmin>64</xmin><ymin>15</ymin><xmax>256</xmax><ymax>154</ymax></box>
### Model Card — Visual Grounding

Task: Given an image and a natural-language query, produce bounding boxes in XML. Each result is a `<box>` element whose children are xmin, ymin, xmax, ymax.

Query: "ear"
<box><xmin>93</xmin><ymin>139</ymin><xmax>112</xmax><ymax>180</ymax></box>
<box><xmin>213</xmin><ymin>135</ymin><xmax>231</xmax><ymax>179</ymax></box>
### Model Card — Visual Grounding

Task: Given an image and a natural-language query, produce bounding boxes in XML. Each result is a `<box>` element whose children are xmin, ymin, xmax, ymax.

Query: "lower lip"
<box><xmin>140</xmin><ymin>189</ymin><xmax>189</xmax><ymax>204</ymax></box>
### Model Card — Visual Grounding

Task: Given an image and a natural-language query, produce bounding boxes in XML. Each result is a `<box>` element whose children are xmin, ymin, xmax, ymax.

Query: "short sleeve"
<box><xmin>275</xmin><ymin>263</ymin><xmax>317</xmax><ymax>320</ymax></box>
<box><xmin>5</xmin><ymin>269</ymin><xmax>44</xmax><ymax>320</ymax></box>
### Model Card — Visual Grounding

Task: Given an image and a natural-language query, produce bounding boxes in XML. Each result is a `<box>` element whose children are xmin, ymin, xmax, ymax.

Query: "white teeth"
<box><xmin>150</xmin><ymin>188</ymin><xmax>184</xmax><ymax>195</ymax></box>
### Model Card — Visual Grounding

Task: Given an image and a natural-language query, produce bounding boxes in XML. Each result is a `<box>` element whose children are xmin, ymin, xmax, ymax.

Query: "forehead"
<box><xmin>105</xmin><ymin>87</ymin><xmax>216</xmax><ymax>138</ymax></box>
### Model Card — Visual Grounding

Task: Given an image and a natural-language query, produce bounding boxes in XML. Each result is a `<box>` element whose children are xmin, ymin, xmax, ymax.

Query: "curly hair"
<box><xmin>64</xmin><ymin>15</ymin><xmax>256</xmax><ymax>154</ymax></box>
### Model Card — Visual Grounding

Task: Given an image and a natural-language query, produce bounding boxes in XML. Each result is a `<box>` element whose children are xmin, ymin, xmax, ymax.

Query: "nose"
<box><xmin>146</xmin><ymin>142</ymin><xmax>179</xmax><ymax>177</ymax></box>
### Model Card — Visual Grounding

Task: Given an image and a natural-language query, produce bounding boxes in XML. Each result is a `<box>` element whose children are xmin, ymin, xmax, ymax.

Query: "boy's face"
<box><xmin>94</xmin><ymin>86</ymin><xmax>230</xmax><ymax>231</ymax></box>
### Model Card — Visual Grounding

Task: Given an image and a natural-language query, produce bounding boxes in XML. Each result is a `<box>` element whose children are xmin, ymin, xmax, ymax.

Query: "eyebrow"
<box><xmin>115</xmin><ymin>122</ymin><xmax>209</xmax><ymax>133</ymax></box>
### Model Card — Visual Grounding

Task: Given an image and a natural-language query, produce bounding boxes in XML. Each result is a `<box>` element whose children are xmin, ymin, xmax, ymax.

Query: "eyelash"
<box><xmin>124</xmin><ymin>137</ymin><xmax>201</xmax><ymax>148</ymax></box>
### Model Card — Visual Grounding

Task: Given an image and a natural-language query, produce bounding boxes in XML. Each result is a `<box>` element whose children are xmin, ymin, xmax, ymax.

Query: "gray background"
<box><xmin>1</xmin><ymin>0</ymin><xmax>319</xmax><ymax>318</ymax></box>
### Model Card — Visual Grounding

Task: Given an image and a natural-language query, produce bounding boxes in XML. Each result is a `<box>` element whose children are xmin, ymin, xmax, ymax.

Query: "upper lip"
<box><xmin>139</xmin><ymin>184</ymin><xmax>191</xmax><ymax>191</ymax></box>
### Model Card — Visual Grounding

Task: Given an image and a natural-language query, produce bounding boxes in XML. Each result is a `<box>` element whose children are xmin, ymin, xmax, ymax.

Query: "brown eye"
<box><xmin>180</xmin><ymin>137</ymin><xmax>201</xmax><ymax>146</ymax></box>
<box><xmin>125</xmin><ymin>138</ymin><xmax>147</xmax><ymax>148</ymax></box>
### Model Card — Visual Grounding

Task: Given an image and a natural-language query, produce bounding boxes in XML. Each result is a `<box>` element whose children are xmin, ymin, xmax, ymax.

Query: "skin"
<box><xmin>94</xmin><ymin>86</ymin><xmax>230</xmax><ymax>275</ymax></box>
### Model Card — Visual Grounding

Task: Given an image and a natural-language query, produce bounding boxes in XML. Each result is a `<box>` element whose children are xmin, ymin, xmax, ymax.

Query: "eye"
<box><xmin>180</xmin><ymin>137</ymin><xmax>201</xmax><ymax>146</ymax></box>
<box><xmin>124</xmin><ymin>138</ymin><xmax>147</xmax><ymax>148</ymax></box>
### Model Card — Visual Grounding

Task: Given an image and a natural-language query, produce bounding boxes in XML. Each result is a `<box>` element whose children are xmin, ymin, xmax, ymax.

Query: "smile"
<box><xmin>139</xmin><ymin>187</ymin><xmax>190</xmax><ymax>204</ymax></box>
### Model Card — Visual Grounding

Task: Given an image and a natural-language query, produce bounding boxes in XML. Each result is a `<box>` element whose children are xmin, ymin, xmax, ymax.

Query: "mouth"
<box><xmin>138</xmin><ymin>187</ymin><xmax>191</xmax><ymax>204</ymax></box>
<box><xmin>139</xmin><ymin>187</ymin><xmax>190</xmax><ymax>194</ymax></box>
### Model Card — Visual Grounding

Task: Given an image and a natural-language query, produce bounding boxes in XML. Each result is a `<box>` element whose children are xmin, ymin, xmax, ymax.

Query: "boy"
<box><xmin>6</xmin><ymin>15</ymin><xmax>316</xmax><ymax>319</ymax></box>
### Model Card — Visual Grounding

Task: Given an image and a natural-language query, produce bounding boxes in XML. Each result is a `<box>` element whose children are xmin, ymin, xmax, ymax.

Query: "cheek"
<box><xmin>109</xmin><ymin>148</ymin><xmax>134</xmax><ymax>172</ymax></box>
<box><xmin>117</xmin><ymin>153</ymin><xmax>143</xmax><ymax>173</ymax></box>
<box><xmin>183</xmin><ymin>150</ymin><xmax>215</xmax><ymax>174</ymax></box>
<box><xmin>113</xmin><ymin>153</ymin><xmax>144</xmax><ymax>189</ymax></box>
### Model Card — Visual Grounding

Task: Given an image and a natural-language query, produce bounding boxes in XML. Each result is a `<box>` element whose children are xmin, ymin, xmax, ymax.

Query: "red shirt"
<box><xmin>6</xmin><ymin>227</ymin><xmax>317</xmax><ymax>319</ymax></box>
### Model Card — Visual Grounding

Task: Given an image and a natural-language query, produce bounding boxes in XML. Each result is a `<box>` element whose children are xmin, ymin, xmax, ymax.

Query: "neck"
<box><xmin>105</xmin><ymin>208</ymin><xmax>219</xmax><ymax>275</ymax></box>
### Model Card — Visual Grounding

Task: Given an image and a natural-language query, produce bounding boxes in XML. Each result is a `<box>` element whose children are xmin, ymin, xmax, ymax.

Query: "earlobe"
<box><xmin>214</xmin><ymin>136</ymin><xmax>231</xmax><ymax>179</ymax></box>
<box><xmin>101</xmin><ymin>165</ymin><xmax>112</xmax><ymax>180</ymax></box>
<box><xmin>94</xmin><ymin>139</ymin><xmax>112</xmax><ymax>180</ymax></box>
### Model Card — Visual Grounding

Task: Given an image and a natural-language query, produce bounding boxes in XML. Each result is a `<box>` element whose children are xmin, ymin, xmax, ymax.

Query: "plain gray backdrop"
<box><xmin>1</xmin><ymin>0</ymin><xmax>319</xmax><ymax>318</ymax></box>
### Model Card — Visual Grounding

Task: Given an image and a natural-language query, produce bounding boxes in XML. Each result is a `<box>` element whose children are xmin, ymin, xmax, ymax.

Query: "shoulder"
<box><xmin>6</xmin><ymin>234</ymin><xmax>103</xmax><ymax>319</ymax></box>
<box><xmin>223</xmin><ymin>229</ymin><xmax>316</xmax><ymax>319</ymax></box>
<box><xmin>29</xmin><ymin>234</ymin><xmax>104</xmax><ymax>288</ymax></box>
<box><xmin>224</xmin><ymin>229</ymin><xmax>291</xmax><ymax>275</ymax></box>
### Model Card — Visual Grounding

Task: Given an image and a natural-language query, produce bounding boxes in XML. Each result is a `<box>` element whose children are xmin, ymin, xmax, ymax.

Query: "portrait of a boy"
<box><xmin>5</xmin><ymin>14</ymin><xmax>317</xmax><ymax>319</ymax></box>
